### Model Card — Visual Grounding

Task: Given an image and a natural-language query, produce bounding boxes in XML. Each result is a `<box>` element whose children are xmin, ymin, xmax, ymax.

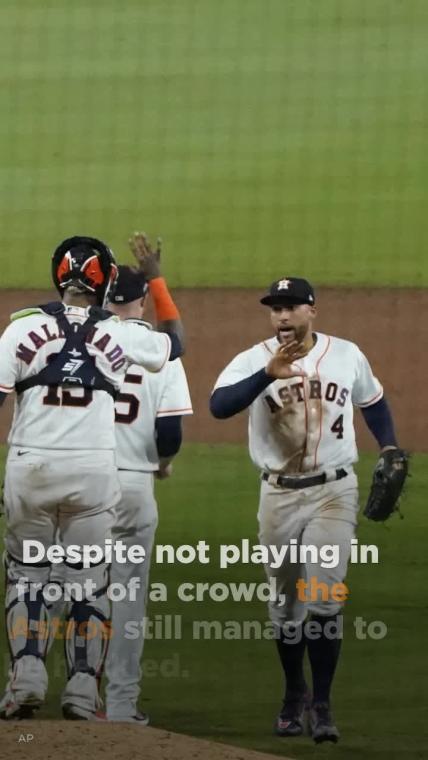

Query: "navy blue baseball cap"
<box><xmin>109</xmin><ymin>265</ymin><xmax>148</xmax><ymax>304</ymax></box>
<box><xmin>260</xmin><ymin>277</ymin><xmax>315</xmax><ymax>306</ymax></box>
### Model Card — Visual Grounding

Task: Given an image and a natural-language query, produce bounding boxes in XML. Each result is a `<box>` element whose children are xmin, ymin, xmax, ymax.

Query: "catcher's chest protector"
<box><xmin>15</xmin><ymin>302</ymin><xmax>117</xmax><ymax>398</ymax></box>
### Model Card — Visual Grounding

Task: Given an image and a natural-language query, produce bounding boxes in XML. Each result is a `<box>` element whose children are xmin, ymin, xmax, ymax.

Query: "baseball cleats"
<box><xmin>0</xmin><ymin>657</ymin><xmax>47</xmax><ymax>720</ymax></box>
<box><xmin>107</xmin><ymin>711</ymin><xmax>150</xmax><ymax>725</ymax></box>
<box><xmin>62</xmin><ymin>703</ymin><xmax>106</xmax><ymax>721</ymax></box>
<box><xmin>0</xmin><ymin>689</ymin><xmax>43</xmax><ymax>720</ymax></box>
<box><xmin>62</xmin><ymin>672</ymin><xmax>103</xmax><ymax>721</ymax></box>
<box><xmin>309</xmin><ymin>702</ymin><xmax>340</xmax><ymax>744</ymax></box>
<box><xmin>275</xmin><ymin>691</ymin><xmax>310</xmax><ymax>737</ymax></box>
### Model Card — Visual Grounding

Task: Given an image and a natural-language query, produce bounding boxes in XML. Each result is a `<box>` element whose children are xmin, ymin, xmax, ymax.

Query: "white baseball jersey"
<box><xmin>213</xmin><ymin>332</ymin><xmax>383</xmax><ymax>474</ymax></box>
<box><xmin>114</xmin><ymin>358</ymin><xmax>193</xmax><ymax>472</ymax></box>
<box><xmin>0</xmin><ymin>306</ymin><xmax>172</xmax><ymax>451</ymax></box>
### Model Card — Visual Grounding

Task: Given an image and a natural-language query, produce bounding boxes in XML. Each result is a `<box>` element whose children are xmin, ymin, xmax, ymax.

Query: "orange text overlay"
<box><xmin>9</xmin><ymin>617</ymin><xmax>113</xmax><ymax>642</ymax></box>
<box><xmin>296</xmin><ymin>576</ymin><xmax>349</xmax><ymax>603</ymax></box>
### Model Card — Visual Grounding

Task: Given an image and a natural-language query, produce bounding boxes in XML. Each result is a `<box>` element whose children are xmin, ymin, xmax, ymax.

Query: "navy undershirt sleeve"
<box><xmin>210</xmin><ymin>368</ymin><xmax>273</xmax><ymax>419</ymax></box>
<box><xmin>155</xmin><ymin>415</ymin><xmax>183</xmax><ymax>458</ymax></box>
<box><xmin>0</xmin><ymin>392</ymin><xmax>6</xmax><ymax>407</ymax></box>
<box><xmin>166</xmin><ymin>332</ymin><xmax>182</xmax><ymax>361</ymax></box>
<box><xmin>360</xmin><ymin>396</ymin><xmax>397</xmax><ymax>448</ymax></box>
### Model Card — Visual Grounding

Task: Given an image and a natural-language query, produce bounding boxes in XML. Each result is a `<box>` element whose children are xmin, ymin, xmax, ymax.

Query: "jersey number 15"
<box><xmin>43</xmin><ymin>372</ymin><xmax>141</xmax><ymax>425</ymax></box>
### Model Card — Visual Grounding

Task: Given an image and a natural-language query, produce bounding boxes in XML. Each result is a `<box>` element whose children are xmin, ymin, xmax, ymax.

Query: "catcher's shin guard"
<box><xmin>62</xmin><ymin>583</ymin><xmax>111</xmax><ymax>719</ymax></box>
<box><xmin>1</xmin><ymin>554</ymin><xmax>50</xmax><ymax>716</ymax></box>
<box><xmin>4</xmin><ymin>553</ymin><xmax>51</xmax><ymax>660</ymax></box>
<box><xmin>64</xmin><ymin>592</ymin><xmax>110</xmax><ymax>679</ymax></box>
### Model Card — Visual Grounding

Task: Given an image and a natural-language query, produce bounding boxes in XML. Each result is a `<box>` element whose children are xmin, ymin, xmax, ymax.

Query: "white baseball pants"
<box><xmin>105</xmin><ymin>470</ymin><xmax>158</xmax><ymax>720</ymax></box>
<box><xmin>257</xmin><ymin>471</ymin><xmax>359</xmax><ymax>627</ymax></box>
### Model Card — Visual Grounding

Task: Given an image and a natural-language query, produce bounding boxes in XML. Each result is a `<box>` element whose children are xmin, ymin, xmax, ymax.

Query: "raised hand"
<box><xmin>128</xmin><ymin>231</ymin><xmax>162</xmax><ymax>281</ymax></box>
<box><xmin>265</xmin><ymin>341</ymin><xmax>308</xmax><ymax>380</ymax></box>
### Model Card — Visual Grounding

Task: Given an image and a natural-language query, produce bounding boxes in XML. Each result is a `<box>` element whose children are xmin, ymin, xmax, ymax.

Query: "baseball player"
<box><xmin>104</xmin><ymin>235</ymin><xmax>192</xmax><ymax>723</ymax></box>
<box><xmin>0</xmin><ymin>235</ymin><xmax>184</xmax><ymax>721</ymax></box>
<box><xmin>210</xmin><ymin>277</ymin><xmax>401</xmax><ymax>744</ymax></box>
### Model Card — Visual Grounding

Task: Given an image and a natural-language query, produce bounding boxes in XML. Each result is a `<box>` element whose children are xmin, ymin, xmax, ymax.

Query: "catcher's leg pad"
<box><xmin>62</xmin><ymin>559</ymin><xmax>111</xmax><ymax>678</ymax></box>
<box><xmin>46</xmin><ymin>559</ymin><xmax>67</xmax><ymax>655</ymax></box>
<box><xmin>61</xmin><ymin>594</ymin><xmax>109</xmax><ymax>717</ymax></box>
<box><xmin>4</xmin><ymin>554</ymin><xmax>51</xmax><ymax>661</ymax></box>
<box><xmin>3</xmin><ymin>555</ymin><xmax>49</xmax><ymax>706</ymax></box>
<box><xmin>62</xmin><ymin>562</ymin><xmax>111</xmax><ymax>716</ymax></box>
<box><xmin>63</xmin><ymin>594</ymin><xmax>110</xmax><ymax>680</ymax></box>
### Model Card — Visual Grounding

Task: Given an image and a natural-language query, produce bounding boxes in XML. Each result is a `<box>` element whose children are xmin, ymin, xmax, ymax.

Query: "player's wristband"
<box><xmin>149</xmin><ymin>277</ymin><xmax>180</xmax><ymax>321</ymax></box>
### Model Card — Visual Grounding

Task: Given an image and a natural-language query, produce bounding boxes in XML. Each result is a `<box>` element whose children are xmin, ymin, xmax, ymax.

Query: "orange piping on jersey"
<box><xmin>298</xmin><ymin>370</ymin><xmax>309</xmax><ymax>473</ymax></box>
<box><xmin>262</xmin><ymin>341</ymin><xmax>274</xmax><ymax>355</ymax></box>
<box><xmin>0</xmin><ymin>384</ymin><xmax>14</xmax><ymax>393</ymax></box>
<box><xmin>359</xmin><ymin>389</ymin><xmax>383</xmax><ymax>408</ymax></box>
<box><xmin>313</xmin><ymin>335</ymin><xmax>331</xmax><ymax>470</ymax></box>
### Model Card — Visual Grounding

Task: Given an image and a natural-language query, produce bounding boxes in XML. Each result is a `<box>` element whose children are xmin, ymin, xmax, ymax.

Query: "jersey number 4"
<box><xmin>331</xmin><ymin>414</ymin><xmax>344</xmax><ymax>439</ymax></box>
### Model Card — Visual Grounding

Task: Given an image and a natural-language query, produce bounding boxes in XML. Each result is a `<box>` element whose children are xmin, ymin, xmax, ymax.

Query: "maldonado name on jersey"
<box><xmin>15</xmin><ymin>321</ymin><xmax>127</xmax><ymax>373</ymax></box>
<box><xmin>0</xmin><ymin>306</ymin><xmax>172</xmax><ymax>451</ymax></box>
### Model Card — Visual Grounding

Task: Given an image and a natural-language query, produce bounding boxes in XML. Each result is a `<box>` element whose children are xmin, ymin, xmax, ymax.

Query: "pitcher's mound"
<box><xmin>0</xmin><ymin>721</ymin><xmax>293</xmax><ymax>760</ymax></box>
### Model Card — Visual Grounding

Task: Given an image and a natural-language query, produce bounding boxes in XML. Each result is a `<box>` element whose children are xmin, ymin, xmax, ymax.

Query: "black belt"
<box><xmin>262</xmin><ymin>468</ymin><xmax>348</xmax><ymax>490</ymax></box>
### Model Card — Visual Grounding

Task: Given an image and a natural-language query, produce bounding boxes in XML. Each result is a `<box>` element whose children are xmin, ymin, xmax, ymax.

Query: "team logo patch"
<box><xmin>62</xmin><ymin>349</ymin><xmax>84</xmax><ymax>375</ymax></box>
<box><xmin>61</xmin><ymin>359</ymin><xmax>84</xmax><ymax>374</ymax></box>
<box><xmin>277</xmin><ymin>279</ymin><xmax>291</xmax><ymax>290</ymax></box>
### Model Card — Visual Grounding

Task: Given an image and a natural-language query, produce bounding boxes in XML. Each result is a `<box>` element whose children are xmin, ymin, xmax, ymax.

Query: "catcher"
<box><xmin>0</xmin><ymin>235</ymin><xmax>183</xmax><ymax>721</ymax></box>
<box><xmin>210</xmin><ymin>277</ymin><xmax>408</xmax><ymax>743</ymax></box>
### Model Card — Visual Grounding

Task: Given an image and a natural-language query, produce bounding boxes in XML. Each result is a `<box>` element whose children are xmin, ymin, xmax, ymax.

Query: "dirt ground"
<box><xmin>0</xmin><ymin>287</ymin><xmax>426</xmax><ymax>451</ymax></box>
<box><xmin>0</xmin><ymin>721</ymin><xmax>291</xmax><ymax>760</ymax></box>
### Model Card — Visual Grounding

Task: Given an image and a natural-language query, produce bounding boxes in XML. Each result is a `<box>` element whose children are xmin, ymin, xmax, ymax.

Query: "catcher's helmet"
<box><xmin>52</xmin><ymin>236</ymin><xmax>118</xmax><ymax>307</ymax></box>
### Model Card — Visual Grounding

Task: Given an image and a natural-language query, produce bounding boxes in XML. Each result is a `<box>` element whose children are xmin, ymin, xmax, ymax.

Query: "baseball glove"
<box><xmin>363</xmin><ymin>447</ymin><xmax>409</xmax><ymax>522</ymax></box>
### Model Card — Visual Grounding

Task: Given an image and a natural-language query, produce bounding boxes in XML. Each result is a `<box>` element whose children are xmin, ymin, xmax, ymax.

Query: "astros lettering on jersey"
<box><xmin>214</xmin><ymin>332</ymin><xmax>382</xmax><ymax>474</ymax></box>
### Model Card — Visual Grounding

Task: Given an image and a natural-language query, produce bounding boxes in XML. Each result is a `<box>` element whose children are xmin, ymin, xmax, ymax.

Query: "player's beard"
<box><xmin>277</xmin><ymin>324</ymin><xmax>308</xmax><ymax>344</ymax></box>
